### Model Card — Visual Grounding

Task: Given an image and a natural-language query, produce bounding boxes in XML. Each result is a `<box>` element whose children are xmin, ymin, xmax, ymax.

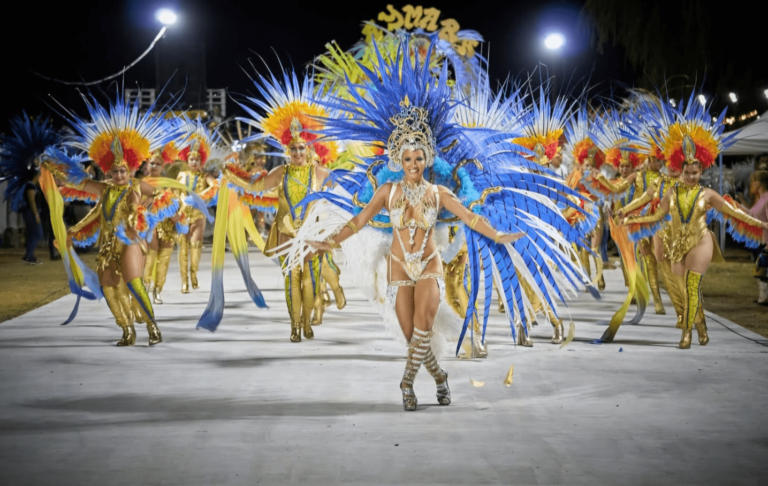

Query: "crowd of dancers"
<box><xmin>2</xmin><ymin>29</ymin><xmax>767</xmax><ymax>411</ymax></box>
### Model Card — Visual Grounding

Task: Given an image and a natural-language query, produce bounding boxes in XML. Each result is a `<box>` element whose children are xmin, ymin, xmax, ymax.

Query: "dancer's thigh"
<box><xmin>683</xmin><ymin>235</ymin><xmax>713</xmax><ymax>275</ymax></box>
<box><xmin>121</xmin><ymin>244</ymin><xmax>145</xmax><ymax>282</ymax></box>
<box><xmin>414</xmin><ymin>278</ymin><xmax>440</xmax><ymax>333</ymax></box>
<box><xmin>394</xmin><ymin>285</ymin><xmax>415</xmax><ymax>341</ymax></box>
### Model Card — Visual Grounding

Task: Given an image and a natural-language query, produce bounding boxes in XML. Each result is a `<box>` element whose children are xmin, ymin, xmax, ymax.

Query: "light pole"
<box><xmin>543</xmin><ymin>33</ymin><xmax>566</xmax><ymax>95</ymax></box>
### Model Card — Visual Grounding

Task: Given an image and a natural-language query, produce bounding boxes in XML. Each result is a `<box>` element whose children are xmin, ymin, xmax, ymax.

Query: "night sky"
<box><xmin>2</xmin><ymin>0</ymin><xmax>764</xmax><ymax>130</ymax></box>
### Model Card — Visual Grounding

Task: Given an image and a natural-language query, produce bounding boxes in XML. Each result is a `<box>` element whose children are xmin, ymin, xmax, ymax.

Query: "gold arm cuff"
<box><xmin>345</xmin><ymin>220</ymin><xmax>359</xmax><ymax>234</ymax></box>
<box><xmin>624</xmin><ymin>211</ymin><xmax>665</xmax><ymax>225</ymax></box>
<box><xmin>469</xmin><ymin>215</ymin><xmax>481</xmax><ymax>230</ymax></box>
<box><xmin>494</xmin><ymin>231</ymin><xmax>506</xmax><ymax>244</ymax></box>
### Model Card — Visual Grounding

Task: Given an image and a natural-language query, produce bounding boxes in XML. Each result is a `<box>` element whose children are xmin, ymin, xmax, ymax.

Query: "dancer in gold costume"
<box><xmin>232</xmin><ymin>70</ymin><xmax>345</xmax><ymax>342</ymax></box>
<box><xmin>176</xmin><ymin>122</ymin><xmax>219</xmax><ymax>294</ymax></box>
<box><xmin>621</xmin><ymin>96</ymin><xmax>768</xmax><ymax>348</ymax></box>
<box><xmin>142</xmin><ymin>144</ymin><xmax>186</xmax><ymax>304</ymax></box>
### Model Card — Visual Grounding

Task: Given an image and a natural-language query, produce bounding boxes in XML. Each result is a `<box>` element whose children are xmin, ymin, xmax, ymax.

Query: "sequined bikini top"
<box><xmin>388</xmin><ymin>181</ymin><xmax>439</xmax><ymax>231</ymax></box>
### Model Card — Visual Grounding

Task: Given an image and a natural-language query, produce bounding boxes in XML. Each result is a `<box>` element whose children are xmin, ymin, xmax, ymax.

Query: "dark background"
<box><xmin>2</xmin><ymin>0</ymin><xmax>766</xmax><ymax>130</ymax></box>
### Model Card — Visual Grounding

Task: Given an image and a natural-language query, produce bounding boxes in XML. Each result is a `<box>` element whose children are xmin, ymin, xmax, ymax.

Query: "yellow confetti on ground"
<box><xmin>470</xmin><ymin>378</ymin><xmax>485</xmax><ymax>387</ymax></box>
<box><xmin>559</xmin><ymin>321</ymin><xmax>576</xmax><ymax>349</ymax></box>
<box><xmin>504</xmin><ymin>364</ymin><xmax>514</xmax><ymax>387</ymax></box>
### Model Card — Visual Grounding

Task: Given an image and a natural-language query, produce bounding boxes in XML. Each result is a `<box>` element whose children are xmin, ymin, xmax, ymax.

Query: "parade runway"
<box><xmin>1</xmin><ymin>250</ymin><xmax>767</xmax><ymax>485</ymax></box>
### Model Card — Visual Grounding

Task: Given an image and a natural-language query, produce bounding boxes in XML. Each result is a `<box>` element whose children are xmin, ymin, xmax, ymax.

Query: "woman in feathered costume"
<box><xmin>42</xmin><ymin>93</ymin><xmax>208</xmax><ymax>346</ymax></box>
<box><xmin>142</xmin><ymin>140</ymin><xmax>187</xmax><ymax>304</ymax></box>
<box><xmin>620</xmin><ymin>93</ymin><xmax>768</xmax><ymax>348</ymax></box>
<box><xmin>283</xmin><ymin>39</ymin><xmax>594</xmax><ymax>411</ymax></box>
<box><xmin>176</xmin><ymin>120</ymin><xmax>219</xmax><ymax>294</ymax></box>
<box><xmin>564</xmin><ymin>106</ymin><xmax>607</xmax><ymax>291</ymax></box>
<box><xmin>0</xmin><ymin>113</ymin><xmax>60</xmax><ymax>265</ymax></box>
<box><xmin>222</xmin><ymin>68</ymin><xmax>345</xmax><ymax>342</ymax></box>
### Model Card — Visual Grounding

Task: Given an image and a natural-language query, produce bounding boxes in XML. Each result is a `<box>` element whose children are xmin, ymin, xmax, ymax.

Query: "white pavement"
<box><xmin>1</xmin><ymin>249</ymin><xmax>768</xmax><ymax>486</ymax></box>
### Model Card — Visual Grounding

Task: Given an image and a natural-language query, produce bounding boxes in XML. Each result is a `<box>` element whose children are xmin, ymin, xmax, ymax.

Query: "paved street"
<box><xmin>1</xmin><ymin>250</ymin><xmax>767</xmax><ymax>485</ymax></box>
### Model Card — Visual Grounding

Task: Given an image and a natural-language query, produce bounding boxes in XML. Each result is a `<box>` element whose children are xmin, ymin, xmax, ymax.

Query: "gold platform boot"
<box><xmin>660</xmin><ymin>260</ymin><xmax>685</xmax><ymax>328</ymax></box>
<box><xmin>644</xmin><ymin>254</ymin><xmax>666</xmax><ymax>315</ymax></box>
<box><xmin>516</xmin><ymin>322</ymin><xmax>533</xmax><ymax>347</ymax></box>
<box><xmin>301</xmin><ymin>262</ymin><xmax>316</xmax><ymax>340</ymax></box>
<box><xmin>103</xmin><ymin>283</ymin><xmax>136</xmax><ymax>346</ymax></box>
<box><xmin>322</xmin><ymin>256</ymin><xmax>346</xmax><ymax>310</ymax></box>
<box><xmin>286</xmin><ymin>264</ymin><xmax>303</xmax><ymax>342</ymax></box>
<box><xmin>190</xmin><ymin>240</ymin><xmax>203</xmax><ymax>289</ymax></box>
<box><xmin>680</xmin><ymin>270</ymin><xmax>704</xmax><ymax>349</ymax></box>
<box><xmin>178</xmin><ymin>237</ymin><xmax>190</xmax><ymax>293</ymax></box>
<box><xmin>153</xmin><ymin>247</ymin><xmax>173</xmax><ymax>304</ymax></box>
<box><xmin>593</xmin><ymin>247</ymin><xmax>605</xmax><ymax>291</ymax></box>
<box><xmin>694</xmin><ymin>297</ymin><xmax>709</xmax><ymax>346</ymax></box>
<box><xmin>471</xmin><ymin>315</ymin><xmax>488</xmax><ymax>358</ymax></box>
<box><xmin>143</xmin><ymin>248</ymin><xmax>158</xmax><ymax>292</ymax></box>
<box><xmin>127</xmin><ymin>277</ymin><xmax>162</xmax><ymax>345</ymax></box>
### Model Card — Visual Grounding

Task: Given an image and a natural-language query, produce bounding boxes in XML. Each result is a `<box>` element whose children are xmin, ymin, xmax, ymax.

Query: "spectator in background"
<box><xmin>749</xmin><ymin>171</ymin><xmax>768</xmax><ymax>305</ymax></box>
<box><xmin>21</xmin><ymin>178</ymin><xmax>43</xmax><ymax>264</ymax></box>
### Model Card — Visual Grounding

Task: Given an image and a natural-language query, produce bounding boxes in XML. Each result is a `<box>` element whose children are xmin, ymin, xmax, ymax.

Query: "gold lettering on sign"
<box><xmin>419</xmin><ymin>7</ymin><xmax>441</xmax><ymax>31</ymax></box>
<box><xmin>370</xmin><ymin>6</ymin><xmax>476</xmax><ymax>58</ymax></box>
<box><xmin>438</xmin><ymin>18</ymin><xmax>460</xmax><ymax>44</ymax></box>
<box><xmin>402</xmin><ymin>5</ymin><xmax>423</xmax><ymax>30</ymax></box>
<box><xmin>378</xmin><ymin>5</ymin><xmax>404</xmax><ymax>30</ymax></box>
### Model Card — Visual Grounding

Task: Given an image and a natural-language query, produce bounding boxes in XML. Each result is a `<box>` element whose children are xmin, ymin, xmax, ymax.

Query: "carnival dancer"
<box><xmin>0</xmin><ymin>113</ymin><xmax>61</xmax><ymax>265</ymax></box>
<box><xmin>564</xmin><ymin>106</ymin><xmax>606</xmax><ymax>291</ymax></box>
<box><xmin>142</xmin><ymin>143</ymin><xmax>188</xmax><ymax>304</ymax></box>
<box><xmin>203</xmin><ymin>69</ymin><xmax>346</xmax><ymax>342</ymax></box>
<box><xmin>620</xmin><ymin>94</ymin><xmax>768</xmax><ymax>348</ymax></box>
<box><xmin>176</xmin><ymin>121</ymin><xmax>219</xmax><ymax>294</ymax></box>
<box><xmin>40</xmin><ymin>93</ymin><xmax>209</xmax><ymax>346</ymax></box>
<box><xmin>615</xmin><ymin>98</ymin><xmax>687</xmax><ymax>327</ymax></box>
<box><xmin>594</xmin><ymin>118</ymin><xmax>670</xmax><ymax>314</ymax></box>
<box><xmin>580</xmin><ymin>110</ymin><xmax>653</xmax><ymax>341</ymax></box>
<box><xmin>511</xmin><ymin>86</ymin><xmax>574</xmax><ymax>345</ymax></box>
<box><xmin>277</xmin><ymin>39</ymin><xmax>594</xmax><ymax>410</ymax></box>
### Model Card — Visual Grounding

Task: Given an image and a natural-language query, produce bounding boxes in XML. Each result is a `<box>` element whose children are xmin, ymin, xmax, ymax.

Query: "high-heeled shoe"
<box><xmin>436</xmin><ymin>372</ymin><xmax>451</xmax><ymax>406</ymax></box>
<box><xmin>401</xmin><ymin>382</ymin><xmax>417</xmax><ymax>411</ymax></box>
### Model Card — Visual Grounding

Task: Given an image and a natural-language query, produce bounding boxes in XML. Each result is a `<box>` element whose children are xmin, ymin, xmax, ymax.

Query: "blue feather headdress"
<box><xmin>296</xmin><ymin>37</ymin><xmax>595</xmax><ymax>350</ymax></box>
<box><xmin>0</xmin><ymin>113</ymin><xmax>61</xmax><ymax>212</ymax></box>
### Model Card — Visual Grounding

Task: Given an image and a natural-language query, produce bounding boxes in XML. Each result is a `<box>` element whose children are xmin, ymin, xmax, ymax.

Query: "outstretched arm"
<box><xmin>439</xmin><ymin>186</ymin><xmax>524</xmax><ymax>245</ymax></box>
<box><xmin>622</xmin><ymin>190</ymin><xmax>671</xmax><ymax>225</ymax></box>
<box><xmin>310</xmin><ymin>183</ymin><xmax>391</xmax><ymax>250</ymax></box>
<box><xmin>706</xmin><ymin>189</ymin><xmax>768</xmax><ymax>230</ymax></box>
<box><xmin>616</xmin><ymin>186</ymin><xmax>653</xmax><ymax>218</ymax></box>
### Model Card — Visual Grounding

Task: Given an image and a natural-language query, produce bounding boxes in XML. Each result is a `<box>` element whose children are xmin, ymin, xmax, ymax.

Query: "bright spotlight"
<box><xmin>764</xmin><ymin>89</ymin><xmax>768</xmax><ymax>100</ymax></box>
<box><xmin>729</xmin><ymin>92</ymin><xmax>737</xmax><ymax>103</ymax></box>
<box><xmin>670</xmin><ymin>98</ymin><xmax>676</xmax><ymax>108</ymax></box>
<box><xmin>544</xmin><ymin>33</ymin><xmax>565</xmax><ymax>50</ymax></box>
<box><xmin>698</xmin><ymin>94</ymin><xmax>707</xmax><ymax>106</ymax></box>
<box><xmin>156</xmin><ymin>9</ymin><xmax>177</xmax><ymax>26</ymax></box>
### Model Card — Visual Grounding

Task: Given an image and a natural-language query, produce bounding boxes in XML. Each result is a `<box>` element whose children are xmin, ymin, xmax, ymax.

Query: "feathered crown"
<box><xmin>151</xmin><ymin>142</ymin><xmax>180</xmax><ymax>165</ymax></box>
<box><xmin>514</xmin><ymin>85</ymin><xmax>569</xmax><ymax>165</ymax></box>
<box><xmin>318</xmin><ymin>38</ymin><xmax>463</xmax><ymax>173</ymax></box>
<box><xmin>0</xmin><ymin>113</ymin><xmax>61</xmax><ymax>211</ymax></box>
<box><xmin>650</xmin><ymin>92</ymin><xmax>734</xmax><ymax>171</ymax></box>
<box><xmin>566</xmin><ymin>106</ymin><xmax>604</xmax><ymax>168</ymax></box>
<box><xmin>178</xmin><ymin>118</ymin><xmax>214</xmax><ymax>166</ymax></box>
<box><xmin>236</xmin><ymin>68</ymin><xmax>338</xmax><ymax>166</ymax></box>
<box><xmin>63</xmin><ymin>92</ymin><xmax>179</xmax><ymax>173</ymax></box>
<box><xmin>387</xmin><ymin>101</ymin><xmax>436</xmax><ymax>171</ymax></box>
<box><xmin>592</xmin><ymin>110</ymin><xmax>644</xmax><ymax>169</ymax></box>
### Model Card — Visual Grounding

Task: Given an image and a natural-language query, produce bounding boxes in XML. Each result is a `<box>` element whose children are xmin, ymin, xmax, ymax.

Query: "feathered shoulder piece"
<box><xmin>236</xmin><ymin>68</ymin><xmax>338</xmax><ymax>166</ymax></box>
<box><xmin>513</xmin><ymin>85</ymin><xmax>569</xmax><ymax>166</ymax></box>
<box><xmin>645</xmin><ymin>92</ymin><xmax>735</xmax><ymax>172</ymax></box>
<box><xmin>0</xmin><ymin>113</ymin><xmax>61</xmax><ymax>211</ymax></box>
<box><xmin>566</xmin><ymin>106</ymin><xmax>604</xmax><ymax>169</ymax></box>
<box><xmin>63</xmin><ymin>92</ymin><xmax>180</xmax><ymax>173</ymax></box>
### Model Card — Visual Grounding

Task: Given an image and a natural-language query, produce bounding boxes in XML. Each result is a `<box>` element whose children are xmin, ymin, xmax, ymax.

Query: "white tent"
<box><xmin>722</xmin><ymin>111</ymin><xmax>768</xmax><ymax>155</ymax></box>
